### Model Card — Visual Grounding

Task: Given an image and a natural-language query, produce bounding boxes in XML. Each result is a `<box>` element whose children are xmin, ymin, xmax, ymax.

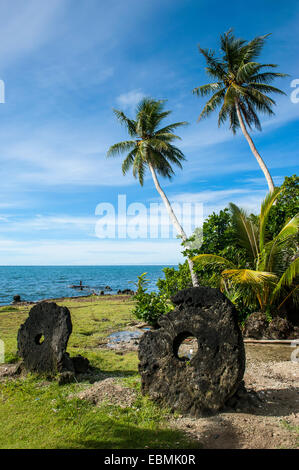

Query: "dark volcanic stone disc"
<box><xmin>17</xmin><ymin>302</ymin><xmax>73</xmax><ymax>373</ymax></box>
<box><xmin>138</xmin><ymin>287</ymin><xmax>246</xmax><ymax>416</ymax></box>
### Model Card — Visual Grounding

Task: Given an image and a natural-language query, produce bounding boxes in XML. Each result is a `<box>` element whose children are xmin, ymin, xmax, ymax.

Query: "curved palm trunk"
<box><xmin>148</xmin><ymin>163</ymin><xmax>199</xmax><ymax>287</ymax></box>
<box><xmin>235</xmin><ymin>99</ymin><xmax>275</xmax><ymax>193</ymax></box>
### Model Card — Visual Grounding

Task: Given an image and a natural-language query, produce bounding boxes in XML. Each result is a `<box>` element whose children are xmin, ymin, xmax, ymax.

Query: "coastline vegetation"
<box><xmin>132</xmin><ymin>175</ymin><xmax>298</xmax><ymax>326</ymax></box>
<box><xmin>0</xmin><ymin>29</ymin><xmax>298</xmax><ymax>451</ymax></box>
<box><xmin>105</xmin><ymin>31</ymin><xmax>297</xmax><ymax>326</ymax></box>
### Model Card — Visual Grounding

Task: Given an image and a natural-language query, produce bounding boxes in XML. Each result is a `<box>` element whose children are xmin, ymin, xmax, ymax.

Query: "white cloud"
<box><xmin>0</xmin><ymin>125</ymin><xmax>137</xmax><ymax>187</ymax></box>
<box><xmin>241</xmin><ymin>176</ymin><xmax>285</xmax><ymax>186</ymax></box>
<box><xmin>0</xmin><ymin>238</ymin><xmax>184</xmax><ymax>265</ymax></box>
<box><xmin>116</xmin><ymin>89</ymin><xmax>146</xmax><ymax>110</ymax></box>
<box><xmin>169</xmin><ymin>187</ymin><xmax>267</xmax><ymax>218</ymax></box>
<box><xmin>0</xmin><ymin>215</ymin><xmax>98</xmax><ymax>234</ymax></box>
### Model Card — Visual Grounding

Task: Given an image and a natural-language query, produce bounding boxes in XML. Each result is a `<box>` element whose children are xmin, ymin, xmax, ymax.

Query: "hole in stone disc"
<box><xmin>173</xmin><ymin>332</ymin><xmax>198</xmax><ymax>361</ymax></box>
<box><xmin>35</xmin><ymin>334</ymin><xmax>45</xmax><ymax>345</ymax></box>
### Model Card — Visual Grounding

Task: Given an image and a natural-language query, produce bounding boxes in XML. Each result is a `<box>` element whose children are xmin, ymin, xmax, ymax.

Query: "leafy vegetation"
<box><xmin>156</xmin><ymin>263</ymin><xmax>193</xmax><ymax>299</ymax></box>
<box><xmin>193</xmin><ymin>189</ymin><xmax>299</xmax><ymax>318</ymax></box>
<box><xmin>0</xmin><ymin>29</ymin><xmax>297</xmax><ymax>449</ymax></box>
<box><xmin>132</xmin><ymin>273</ymin><xmax>173</xmax><ymax>327</ymax></box>
<box><xmin>155</xmin><ymin>175</ymin><xmax>299</xmax><ymax>322</ymax></box>
<box><xmin>267</xmin><ymin>175</ymin><xmax>299</xmax><ymax>237</ymax></box>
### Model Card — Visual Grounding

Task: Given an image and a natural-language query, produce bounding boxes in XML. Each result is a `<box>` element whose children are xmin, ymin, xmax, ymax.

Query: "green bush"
<box><xmin>156</xmin><ymin>263</ymin><xmax>192</xmax><ymax>298</ymax></box>
<box><xmin>152</xmin><ymin>175</ymin><xmax>298</xmax><ymax>324</ymax></box>
<box><xmin>132</xmin><ymin>273</ymin><xmax>173</xmax><ymax>327</ymax></box>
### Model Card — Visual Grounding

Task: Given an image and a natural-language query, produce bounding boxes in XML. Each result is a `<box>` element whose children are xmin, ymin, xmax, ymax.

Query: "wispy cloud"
<box><xmin>0</xmin><ymin>238</ymin><xmax>184</xmax><ymax>265</ymax></box>
<box><xmin>116</xmin><ymin>89</ymin><xmax>146</xmax><ymax>110</ymax></box>
<box><xmin>0</xmin><ymin>1</ymin><xmax>297</xmax><ymax>265</ymax></box>
<box><xmin>0</xmin><ymin>0</ymin><xmax>67</xmax><ymax>69</ymax></box>
<box><xmin>170</xmin><ymin>187</ymin><xmax>266</xmax><ymax>217</ymax></box>
<box><xmin>0</xmin><ymin>215</ymin><xmax>97</xmax><ymax>234</ymax></box>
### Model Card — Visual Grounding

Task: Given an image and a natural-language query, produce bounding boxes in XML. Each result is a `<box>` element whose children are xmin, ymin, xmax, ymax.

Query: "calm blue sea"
<box><xmin>0</xmin><ymin>265</ymin><xmax>176</xmax><ymax>306</ymax></box>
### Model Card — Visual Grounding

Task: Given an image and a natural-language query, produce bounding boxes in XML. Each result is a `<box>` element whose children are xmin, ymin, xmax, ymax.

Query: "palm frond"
<box><xmin>220</xmin><ymin>29</ymin><xmax>247</xmax><ymax>69</ymax></box>
<box><xmin>272</xmin><ymin>257</ymin><xmax>299</xmax><ymax>293</ymax></box>
<box><xmin>107</xmin><ymin>141</ymin><xmax>136</xmax><ymax>158</ymax></box>
<box><xmin>240</xmin><ymin>34</ymin><xmax>271</xmax><ymax>62</ymax></box>
<box><xmin>259</xmin><ymin>188</ymin><xmax>282</xmax><ymax>251</ymax></box>
<box><xmin>122</xmin><ymin>149</ymin><xmax>137</xmax><ymax>175</ymax></box>
<box><xmin>236</xmin><ymin>61</ymin><xmax>261</xmax><ymax>83</ymax></box>
<box><xmin>155</xmin><ymin>121</ymin><xmax>188</xmax><ymax>136</ymax></box>
<box><xmin>269</xmin><ymin>213</ymin><xmax>299</xmax><ymax>247</ymax></box>
<box><xmin>229</xmin><ymin>203</ymin><xmax>259</xmax><ymax>262</ymax></box>
<box><xmin>112</xmin><ymin>109</ymin><xmax>137</xmax><ymax>137</ymax></box>
<box><xmin>192</xmin><ymin>83</ymin><xmax>223</xmax><ymax>97</ymax></box>
<box><xmin>197</xmin><ymin>46</ymin><xmax>226</xmax><ymax>80</ymax></box>
<box><xmin>249</xmin><ymin>71</ymin><xmax>288</xmax><ymax>84</ymax></box>
<box><xmin>198</xmin><ymin>88</ymin><xmax>226</xmax><ymax>121</ymax></box>
<box><xmin>193</xmin><ymin>254</ymin><xmax>235</xmax><ymax>269</ymax></box>
<box><xmin>222</xmin><ymin>268</ymin><xmax>278</xmax><ymax>286</ymax></box>
<box><xmin>239</xmin><ymin>98</ymin><xmax>261</xmax><ymax>131</ymax></box>
<box><xmin>247</xmin><ymin>83</ymin><xmax>286</xmax><ymax>96</ymax></box>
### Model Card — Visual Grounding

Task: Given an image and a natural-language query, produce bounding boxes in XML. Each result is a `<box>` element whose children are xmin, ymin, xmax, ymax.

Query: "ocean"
<box><xmin>0</xmin><ymin>265</ymin><xmax>176</xmax><ymax>306</ymax></box>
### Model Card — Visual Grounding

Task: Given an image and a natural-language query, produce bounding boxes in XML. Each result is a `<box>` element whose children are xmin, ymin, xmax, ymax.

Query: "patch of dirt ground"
<box><xmin>169</xmin><ymin>345</ymin><xmax>299</xmax><ymax>449</ymax></box>
<box><xmin>73</xmin><ymin>377</ymin><xmax>137</xmax><ymax>408</ymax></box>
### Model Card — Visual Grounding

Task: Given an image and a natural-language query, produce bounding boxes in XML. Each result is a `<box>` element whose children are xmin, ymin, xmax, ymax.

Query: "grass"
<box><xmin>280</xmin><ymin>420</ymin><xmax>299</xmax><ymax>447</ymax></box>
<box><xmin>0</xmin><ymin>296</ymin><xmax>202</xmax><ymax>449</ymax></box>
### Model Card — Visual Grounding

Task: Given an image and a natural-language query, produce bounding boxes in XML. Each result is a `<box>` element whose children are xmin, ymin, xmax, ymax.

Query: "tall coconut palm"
<box><xmin>193</xmin><ymin>30</ymin><xmax>288</xmax><ymax>193</ymax></box>
<box><xmin>107</xmin><ymin>98</ymin><xmax>199</xmax><ymax>287</ymax></box>
<box><xmin>193</xmin><ymin>189</ymin><xmax>299</xmax><ymax>315</ymax></box>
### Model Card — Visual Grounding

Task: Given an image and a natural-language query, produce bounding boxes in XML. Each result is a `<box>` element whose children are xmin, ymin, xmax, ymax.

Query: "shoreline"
<box><xmin>1</xmin><ymin>292</ymin><xmax>134</xmax><ymax>308</ymax></box>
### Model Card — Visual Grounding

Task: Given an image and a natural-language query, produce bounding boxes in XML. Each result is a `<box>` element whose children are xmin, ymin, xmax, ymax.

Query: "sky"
<box><xmin>0</xmin><ymin>0</ymin><xmax>298</xmax><ymax>265</ymax></box>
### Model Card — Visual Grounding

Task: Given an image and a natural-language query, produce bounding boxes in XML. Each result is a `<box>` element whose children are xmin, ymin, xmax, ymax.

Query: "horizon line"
<box><xmin>0</xmin><ymin>264</ymin><xmax>178</xmax><ymax>267</ymax></box>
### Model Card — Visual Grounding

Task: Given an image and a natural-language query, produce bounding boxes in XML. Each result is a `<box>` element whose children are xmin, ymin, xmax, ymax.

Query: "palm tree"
<box><xmin>193</xmin><ymin>30</ymin><xmax>288</xmax><ymax>193</ymax></box>
<box><xmin>193</xmin><ymin>189</ymin><xmax>299</xmax><ymax>315</ymax></box>
<box><xmin>107</xmin><ymin>98</ymin><xmax>199</xmax><ymax>287</ymax></box>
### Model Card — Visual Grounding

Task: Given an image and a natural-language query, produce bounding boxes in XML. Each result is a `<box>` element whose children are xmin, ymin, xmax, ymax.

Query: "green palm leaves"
<box><xmin>193</xmin><ymin>30</ymin><xmax>287</xmax><ymax>133</ymax></box>
<box><xmin>192</xmin><ymin>30</ymin><xmax>288</xmax><ymax>193</ymax></box>
<box><xmin>107</xmin><ymin>98</ymin><xmax>200</xmax><ymax>287</ymax></box>
<box><xmin>107</xmin><ymin>98</ymin><xmax>187</xmax><ymax>186</ymax></box>
<box><xmin>193</xmin><ymin>191</ymin><xmax>299</xmax><ymax>313</ymax></box>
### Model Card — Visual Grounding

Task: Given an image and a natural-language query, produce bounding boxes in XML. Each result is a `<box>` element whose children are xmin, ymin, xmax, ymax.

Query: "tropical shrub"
<box><xmin>156</xmin><ymin>263</ymin><xmax>192</xmax><ymax>298</ymax></box>
<box><xmin>193</xmin><ymin>188</ymin><xmax>299</xmax><ymax>319</ymax></box>
<box><xmin>267</xmin><ymin>175</ymin><xmax>299</xmax><ymax>238</ymax></box>
<box><xmin>132</xmin><ymin>273</ymin><xmax>173</xmax><ymax>327</ymax></box>
<box><xmin>155</xmin><ymin>175</ymin><xmax>298</xmax><ymax>322</ymax></box>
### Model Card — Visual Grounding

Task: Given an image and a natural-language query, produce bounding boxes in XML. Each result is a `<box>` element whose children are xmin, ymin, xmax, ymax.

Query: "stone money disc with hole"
<box><xmin>138</xmin><ymin>287</ymin><xmax>246</xmax><ymax>416</ymax></box>
<box><xmin>17</xmin><ymin>302</ymin><xmax>72</xmax><ymax>373</ymax></box>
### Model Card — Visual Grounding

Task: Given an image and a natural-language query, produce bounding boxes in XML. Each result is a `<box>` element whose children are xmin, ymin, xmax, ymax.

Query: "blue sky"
<box><xmin>0</xmin><ymin>0</ymin><xmax>298</xmax><ymax>265</ymax></box>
